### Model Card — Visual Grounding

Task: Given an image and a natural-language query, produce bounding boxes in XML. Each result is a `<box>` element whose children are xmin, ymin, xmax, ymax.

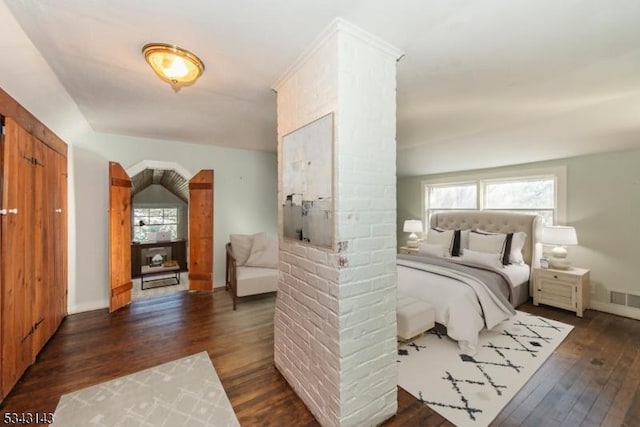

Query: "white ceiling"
<box><xmin>5</xmin><ymin>0</ymin><xmax>640</xmax><ymax>176</ymax></box>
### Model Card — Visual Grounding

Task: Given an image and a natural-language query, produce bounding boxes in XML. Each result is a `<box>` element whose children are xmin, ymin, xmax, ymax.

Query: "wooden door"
<box><xmin>188</xmin><ymin>170</ymin><xmax>214</xmax><ymax>291</ymax></box>
<box><xmin>0</xmin><ymin>119</ymin><xmax>34</xmax><ymax>397</ymax></box>
<box><xmin>109</xmin><ymin>161</ymin><xmax>132</xmax><ymax>312</ymax></box>
<box><xmin>31</xmin><ymin>137</ymin><xmax>50</xmax><ymax>355</ymax></box>
<box><xmin>53</xmin><ymin>150</ymin><xmax>68</xmax><ymax>327</ymax></box>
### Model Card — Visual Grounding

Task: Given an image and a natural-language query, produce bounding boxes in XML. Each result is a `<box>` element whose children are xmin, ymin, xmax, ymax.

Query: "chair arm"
<box><xmin>225</xmin><ymin>242</ymin><xmax>238</xmax><ymax>309</ymax></box>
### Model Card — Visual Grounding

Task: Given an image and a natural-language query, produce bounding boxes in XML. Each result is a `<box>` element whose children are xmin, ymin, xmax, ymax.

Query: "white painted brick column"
<box><xmin>273</xmin><ymin>18</ymin><xmax>402</xmax><ymax>427</ymax></box>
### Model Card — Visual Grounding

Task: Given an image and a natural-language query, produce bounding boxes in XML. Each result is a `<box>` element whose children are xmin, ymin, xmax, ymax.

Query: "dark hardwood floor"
<box><xmin>1</xmin><ymin>289</ymin><xmax>638</xmax><ymax>426</ymax></box>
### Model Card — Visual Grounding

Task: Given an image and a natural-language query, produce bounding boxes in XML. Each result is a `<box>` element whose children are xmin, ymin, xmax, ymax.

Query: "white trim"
<box><xmin>68</xmin><ymin>299</ymin><xmax>109</xmax><ymax>315</ymax></box>
<box><xmin>126</xmin><ymin>160</ymin><xmax>194</xmax><ymax>180</ymax></box>
<box><xmin>334</xmin><ymin>17</ymin><xmax>404</xmax><ymax>60</ymax></box>
<box><xmin>272</xmin><ymin>17</ymin><xmax>403</xmax><ymax>91</ymax></box>
<box><xmin>590</xmin><ymin>300</ymin><xmax>640</xmax><ymax>321</ymax></box>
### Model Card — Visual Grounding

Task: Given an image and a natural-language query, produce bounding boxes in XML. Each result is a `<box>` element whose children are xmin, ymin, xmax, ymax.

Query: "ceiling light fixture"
<box><xmin>142</xmin><ymin>43</ymin><xmax>205</xmax><ymax>91</ymax></box>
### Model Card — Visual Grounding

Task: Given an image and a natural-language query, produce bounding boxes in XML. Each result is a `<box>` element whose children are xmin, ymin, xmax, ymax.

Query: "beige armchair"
<box><xmin>225</xmin><ymin>232</ymin><xmax>278</xmax><ymax>310</ymax></box>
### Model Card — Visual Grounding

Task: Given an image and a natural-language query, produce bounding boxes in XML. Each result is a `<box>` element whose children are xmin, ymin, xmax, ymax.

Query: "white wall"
<box><xmin>71</xmin><ymin>131</ymin><xmax>277</xmax><ymax>313</ymax></box>
<box><xmin>397</xmin><ymin>148</ymin><xmax>640</xmax><ymax>319</ymax></box>
<box><xmin>0</xmin><ymin>2</ymin><xmax>277</xmax><ymax>314</ymax></box>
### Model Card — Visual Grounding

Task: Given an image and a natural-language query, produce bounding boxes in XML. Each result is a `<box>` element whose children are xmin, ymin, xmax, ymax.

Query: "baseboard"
<box><xmin>68</xmin><ymin>283</ymin><xmax>225</xmax><ymax>315</ymax></box>
<box><xmin>590</xmin><ymin>301</ymin><xmax>640</xmax><ymax>321</ymax></box>
<box><xmin>68</xmin><ymin>299</ymin><xmax>109</xmax><ymax>315</ymax></box>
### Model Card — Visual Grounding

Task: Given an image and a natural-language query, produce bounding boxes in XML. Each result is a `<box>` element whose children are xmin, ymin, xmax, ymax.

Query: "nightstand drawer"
<box><xmin>536</xmin><ymin>279</ymin><xmax>574</xmax><ymax>308</ymax></box>
<box><xmin>535</xmin><ymin>269</ymin><xmax>580</xmax><ymax>285</ymax></box>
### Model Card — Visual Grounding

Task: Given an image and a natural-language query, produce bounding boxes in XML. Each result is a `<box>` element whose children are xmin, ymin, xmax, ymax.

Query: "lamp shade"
<box><xmin>403</xmin><ymin>220</ymin><xmax>423</xmax><ymax>233</ymax></box>
<box><xmin>542</xmin><ymin>226</ymin><xmax>578</xmax><ymax>246</ymax></box>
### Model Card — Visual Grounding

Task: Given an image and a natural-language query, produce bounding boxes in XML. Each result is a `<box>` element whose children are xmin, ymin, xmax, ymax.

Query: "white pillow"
<box><xmin>418</xmin><ymin>242</ymin><xmax>445</xmax><ymax>257</ymax></box>
<box><xmin>476</xmin><ymin>229</ymin><xmax>528</xmax><ymax>265</ymax></box>
<box><xmin>469</xmin><ymin>231</ymin><xmax>507</xmax><ymax>256</ymax></box>
<box><xmin>245</xmin><ymin>232</ymin><xmax>278</xmax><ymax>268</ymax></box>
<box><xmin>460</xmin><ymin>248</ymin><xmax>504</xmax><ymax>269</ymax></box>
<box><xmin>459</xmin><ymin>229</ymin><xmax>471</xmax><ymax>254</ymax></box>
<box><xmin>434</xmin><ymin>228</ymin><xmax>470</xmax><ymax>257</ymax></box>
<box><xmin>230</xmin><ymin>233</ymin><xmax>255</xmax><ymax>266</ymax></box>
<box><xmin>509</xmin><ymin>232</ymin><xmax>527</xmax><ymax>265</ymax></box>
<box><xmin>426</xmin><ymin>229</ymin><xmax>455</xmax><ymax>257</ymax></box>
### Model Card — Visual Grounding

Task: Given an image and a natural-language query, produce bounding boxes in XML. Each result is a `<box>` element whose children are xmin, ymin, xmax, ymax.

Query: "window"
<box><xmin>429</xmin><ymin>183</ymin><xmax>477</xmax><ymax>210</ymax></box>
<box><xmin>133</xmin><ymin>207</ymin><xmax>179</xmax><ymax>241</ymax></box>
<box><xmin>423</xmin><ymin>167</ymin><xmax>566</xmax><ymax>226</ymax></box>
<box><xmin>484</xmin><ymin>178</ymin><xmax>555</xmax><ymax>225</ymax></box>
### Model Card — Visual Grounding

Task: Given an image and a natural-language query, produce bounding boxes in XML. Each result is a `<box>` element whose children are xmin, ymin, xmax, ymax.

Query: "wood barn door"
<box><xmin>188</xmin><ymin>170</ymin><xmax>214</xmax><ymax>291</ymax></box>
<box><xmin>0</xmin><ymin>119</ymin><xmax>34</xmax><ymax>397</ymax></box>
<box><xmin>108</xmin><ymin>161</ymin><xmax>132</xmax><ymax>312</ymax></box>
<box><xmin>107</xmin><ymin>165</ymin><xmax>214</xmax><ymax>307</ymax></box>
<box><xmin>31</xmin><ymin>137</ymin><xmax>50</xmax><ymax>355</ymax></box>
<box><xmin>53</xmin><ymin>151</ymin><xmax>68</xmax><ymax>327</ymax></box>
<box><xmin>1</xmin><ymin>91</ymin><xmax>69</xmax><ymax>402</ymax></box>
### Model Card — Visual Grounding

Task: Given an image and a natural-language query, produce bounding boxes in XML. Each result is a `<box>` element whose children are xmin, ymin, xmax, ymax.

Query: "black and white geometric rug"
<box><xmin>397</xmin><ymin>311</ymin><xmax>573</xmax><ymax>426</ymax></box>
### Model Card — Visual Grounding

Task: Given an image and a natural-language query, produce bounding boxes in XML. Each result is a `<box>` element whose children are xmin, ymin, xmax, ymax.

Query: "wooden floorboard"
<box><xmin>0</xmin><ymin>290</ymin><xmax>638</xmax><ymax>426</ymax></box>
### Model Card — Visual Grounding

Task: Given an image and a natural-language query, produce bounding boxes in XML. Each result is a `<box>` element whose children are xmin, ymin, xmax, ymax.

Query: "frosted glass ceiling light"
<box><xmin>142</xmin><ymin>43</ymin><xmax>204</xmax><ymax>91</ymax></box>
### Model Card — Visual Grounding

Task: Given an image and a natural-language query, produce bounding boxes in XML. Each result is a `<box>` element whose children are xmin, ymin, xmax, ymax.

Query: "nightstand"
<box><xmin>399</xmin><ymin>246</ymin><xmax>419</xmax><ymax>255</ymax></box>
<box><xmin>533</xmin><ymin>267</ymin><xmax>590</xmax><ymax>317</ymax></box>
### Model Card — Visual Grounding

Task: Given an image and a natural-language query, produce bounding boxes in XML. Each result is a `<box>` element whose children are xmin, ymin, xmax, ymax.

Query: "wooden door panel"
<box><xmin>1</xmin><ymin>119</ymin><xmax>33</xmax><ymax>397</ymax></box>
<box><xmin>31</xmin><ymin>138</ymin><xmax>50</xmax><ymax>355</ymax></box>
<box><xmin>188</xmin><ymin>170</ymin><xmax>214</xmax><ymax>291</ymax></box>
<box><xmin>54</xmin><ymin>151</ymin><xmax>68</xmax><ymax>327</ymax></box>
<box><xmin>109</xmin><ymin>161</ymin><xmax>132</xmax><ymax>312</ymax></box>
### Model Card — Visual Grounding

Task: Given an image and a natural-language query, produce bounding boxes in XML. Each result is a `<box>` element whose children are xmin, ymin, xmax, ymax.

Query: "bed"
<box><xmin>397</xmin><ymin>210</ymin><xmax>542</xmax><ymax>355</ymax></box>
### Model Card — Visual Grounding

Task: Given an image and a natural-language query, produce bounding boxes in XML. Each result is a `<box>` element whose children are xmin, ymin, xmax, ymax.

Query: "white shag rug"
<box><xmin>52</xmin><ymin>351</ymin><xmax>239</xmax><ymax>427</ymax></box>
<box><xmin>398</xmin><ymin>311</ymin><xmax>573</xmax><ymax>426</ymax></box>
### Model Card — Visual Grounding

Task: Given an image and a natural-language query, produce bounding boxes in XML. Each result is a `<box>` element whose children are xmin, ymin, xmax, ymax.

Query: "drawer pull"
<box><xmin>553</xmin><ymin>275</ymin><xmax>558</xmax><ymax>279</ymax></box>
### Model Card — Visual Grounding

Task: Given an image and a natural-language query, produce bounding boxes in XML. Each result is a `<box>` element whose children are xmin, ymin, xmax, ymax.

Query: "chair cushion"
<box><xmin>236</xmin><ymin>266</ymin><xmax>278</xmax><ymax>297</ymax></box>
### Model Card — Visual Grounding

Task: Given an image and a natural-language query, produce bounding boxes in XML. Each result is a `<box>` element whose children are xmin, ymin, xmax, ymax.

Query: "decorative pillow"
<box><xmin>460</xmin><ymin>248</ymin><xmax>504</xmax><ymax>269</ymax></box>
<box><xmin>434</xmin><ymin>227</ymin><xmax>460</xmax><ymax>256</ymax></box>
<box><xmin>475</xmin><ymin>229</ymin><xmax>527</xmax><ymax>265</ymax></box>
<box><xmin>434</xmin><ymin>228</ymin><xmax>471</xmax><ymax>257</ymax></box>
<box><xmin>230</xmin><ymin>233</ymin><xmax>255</xmax><ymax>266</ymax></box>
<box><xmin>459</xmin><ymin>229</ymin><xmax>471</xmax><ymax>254</ymax></box>
<box><xmin>418</xmin><ymin>242</ymin><xmax>446</xmax><ymax>257</ymax></box>
<box><xmin>245</xmin><ymin>232</ymin><xmax>278</xmax><ymax>268</ymax></box>
<box><xmin>509</xmin><ymin>231</ymin><xmax>527</xmax><ymax>265</ymax></box>
<box><xmin>426</xmin><ymin>228</ymin><xmax>455</xmax><ymax>257</ymax></box>
<box><xmin>469</xmin><ymin>231</ymin><xmax>507</xmax><ymax>263</ymax></box>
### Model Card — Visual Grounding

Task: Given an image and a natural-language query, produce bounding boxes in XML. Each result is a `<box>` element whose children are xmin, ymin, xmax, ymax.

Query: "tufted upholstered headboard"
<box><xmin>429</xmin><ymin>210</ymin><xmax>542</xmax><ymax>267</ymax></box>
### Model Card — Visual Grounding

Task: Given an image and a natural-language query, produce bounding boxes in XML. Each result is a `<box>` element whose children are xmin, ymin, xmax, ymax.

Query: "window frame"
<box><xmin>422</xmin><ymin>166</ymin><xmax>567</xmax><ymax>226</ymax></box>
<box><xmin>132</xmin><ymin>204</ymin><xmax>181</xmax><ymax>241</ymax></box>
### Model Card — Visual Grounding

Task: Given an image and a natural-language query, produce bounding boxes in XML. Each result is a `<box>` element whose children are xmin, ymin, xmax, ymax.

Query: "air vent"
<box><xmin>628</xmin><ymin>294</ymin><xmax>640</xmax><ymax>309</ymax></box>
<box><xmin>610</xmin><ymin>290</ymin><xmax>640</xmax><ymax>309</ymax></box>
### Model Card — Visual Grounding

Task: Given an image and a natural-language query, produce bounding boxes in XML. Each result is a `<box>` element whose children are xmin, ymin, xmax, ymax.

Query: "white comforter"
<box><xmin>397</xmin><ymin>258</ymin><xmax>515</xmax><ymax>355</ymax></box>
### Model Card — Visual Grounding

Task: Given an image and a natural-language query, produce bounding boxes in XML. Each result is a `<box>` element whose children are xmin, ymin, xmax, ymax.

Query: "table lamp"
<box><xmin>542</xmin><ymin>225</ymin><xmax>578</xmax><ymax>270</ymax></box>
<box><xmin>403</xmin><ymin>220</ymin><xmax>423</xmax><ymax>248</ymax></box>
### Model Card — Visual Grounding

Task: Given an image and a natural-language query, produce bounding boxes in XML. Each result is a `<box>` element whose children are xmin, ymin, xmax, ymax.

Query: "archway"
<box><xmin>109</xmin><ymin>160</ymin><xmax>213</xmax><ymax>312</ymax></box>
<box><xmin>128</xmin><ymin>166</ymin><xmax>190</xmax><ymax>300</ymax></box>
